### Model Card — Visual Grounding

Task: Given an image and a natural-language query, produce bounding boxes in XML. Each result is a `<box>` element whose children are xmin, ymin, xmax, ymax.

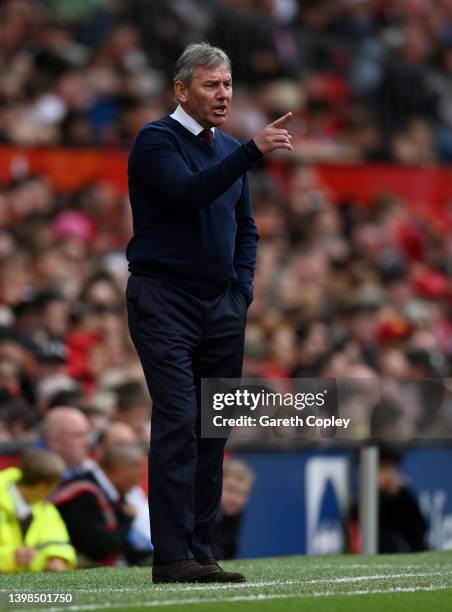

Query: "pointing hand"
<box><xmin>253</xmin><ymin>112</ymin><xmax>293</xmax><ymax>155</ymax></box>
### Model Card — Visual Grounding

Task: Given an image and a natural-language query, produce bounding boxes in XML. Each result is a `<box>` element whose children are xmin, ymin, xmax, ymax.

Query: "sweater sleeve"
<box><xmin>128</xmin><ymin>128</ymin><xmax>262</xmax><ymax>210</ymax></box>
<box><xmin>232</xmin><ymin>172</ymin><xmax>259</xmax><ymax>306</ymax></box>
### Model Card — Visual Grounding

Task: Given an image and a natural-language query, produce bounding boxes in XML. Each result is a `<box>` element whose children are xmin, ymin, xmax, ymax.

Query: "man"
<box><xmin>0</xmin><ymin>450</ymin><xmax>76</xmax><ymax>572</ymax></box>
<box><xmin>377</xmin><ymin>447</ymin><xmax>428</xmax><ymax>553</ymax></box>
<box><xmin>348</xmin><ymin>447</ymin><xmax>428</xmax><ymax>554</ymax></box>
<box><xmin>53</xmin><ymin>443</ymin><xmax>151</xmax><ymax>567</ymax></box>
<box><xmin>95</xmin><ymin>422</ymin><xmax>153</xmax><ymax>555</ymax></box>
<box><xmin>41</xmin><ymin>406</ymin><xmax>95</xmax><ymax>479</ymax></box>
<box><xmin>126</xmin><ymin>42</ymin><xmax>292</xmax><ymax>583</ymax></box>
<box><xmin>212</xmin><ymin>459</ymin><xmax>255</xmax><ymax>560</ymax></box>
<box><xmin>112</xmin><ymin>380</ymin><xmax>151</xmax><ymax>445</ymax></box>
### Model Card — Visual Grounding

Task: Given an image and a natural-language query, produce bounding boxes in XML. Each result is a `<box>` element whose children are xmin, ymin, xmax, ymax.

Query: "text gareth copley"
<box><xmin>212</xmin><ymin>415</ymin><xmax>351</xmax><ymax>429</ymax></box>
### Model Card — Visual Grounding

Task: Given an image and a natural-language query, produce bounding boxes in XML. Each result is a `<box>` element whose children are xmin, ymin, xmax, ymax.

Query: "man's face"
<box><xmin>175</xmin><ymin>64</ymin><xmax>232</xmax><ymax>128</ymax></box>
<box><xmin>221</xmin><ymin>475</ymin><xmax>252</xmax><ymax>516</ymax></box>
<box><xmin>45</xmin><ymin>417</ymin><xmax>91</xmax><ymax>468</ymax></box>
<box><xmin>107</xmin><ymin>461</ymin><xmax>144</xmax><ymax>496</ymax></box>
<box><xmin>116</xmin><ymin>405</ymin><xmax>150</xmax><ymax>445</ymax></box>
<box><xmin>26</xmin><ymin>480</ymin><xmax>60</xmax><ymax>503</ymax></box>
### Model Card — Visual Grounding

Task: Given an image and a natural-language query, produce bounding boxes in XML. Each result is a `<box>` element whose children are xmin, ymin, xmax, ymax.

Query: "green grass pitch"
<box><xmin>1</xmin><ymin>551</ymin><xmax>452</xmax><ymax>612</ymax></box>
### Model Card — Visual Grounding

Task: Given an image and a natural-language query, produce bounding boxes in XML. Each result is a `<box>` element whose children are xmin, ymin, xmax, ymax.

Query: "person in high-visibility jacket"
<box><xmin>0</xmin><ymin>449</ymin><xmax>76</xmax><ymax>572</ymax></box>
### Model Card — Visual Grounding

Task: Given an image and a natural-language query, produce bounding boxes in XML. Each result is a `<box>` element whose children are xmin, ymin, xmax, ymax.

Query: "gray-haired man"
<box><xmin>126</xmin><ymin>42</ymin><xmax>292</xmax><ymax>583</ymax></box>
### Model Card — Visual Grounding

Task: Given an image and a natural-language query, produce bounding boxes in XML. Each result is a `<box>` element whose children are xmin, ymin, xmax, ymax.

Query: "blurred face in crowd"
<box><xmin>378</xmin><ymin>461</ymin><xmax>405</xmax><ymax>496</ymax></box>
<box><xmin>43</xmin><ymin>408</ymin><xmax>91</xmax><ymax>468</ymax></box>
<box><xmin>221</xmin><ymin>475</ymin><xmax>253</xmax><ymax>517</ymax></box>
<box><xmin>94</xmin><ymin>422</ymin><xmax>136</xmax><ymax>462</ymax></box>
<box><xmin>86</xmin><ymin>279</ymin><xmax>121</xmax><ymax>310</ymax></box>
<box><xmin>175</xmin><ymin>63</ymin><xmax>232</xmax><ymax>128</ymax></box>
<box><xmin>20</xmin><ymin>479</ymin><xmax>61</xmax><ymax>504</ymax></box>
<box><xmin>116</xmin><ymin>404</ymin><xmax>150</xmax><ymax>445</ymax></box>
<box><xmin>41</xmin><ymin>298</ymin><xmax>70</xmax><ymax>339</ymax></box>
<box><xmin>103</xmin><ymin>454</ymin><xmax>144</xmax><ymax>497</ymax></box>
<box><xmin>101</xmin><ymin>422</ymin><xmax>137</xmax><ymax>446</ymax></box>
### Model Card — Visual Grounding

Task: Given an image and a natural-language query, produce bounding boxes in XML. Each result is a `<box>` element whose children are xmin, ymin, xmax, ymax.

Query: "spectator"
<box><xmin>212</xmin><ymin>459</ymin><xmax>255</xmax><ymax>560</ymax></box>
<box><xmin>95</xmin><ymin>422</ymin><xmax>152</xmax><ymax>555</ymax></box>
<box><xmin>52</xmin><ymin>442</ymin><xmax>151</xmax><ymax>567</ymax></box>
<box><xmin>113</xmin><ymin>381</ymin><xmax>151</xmax><ymax>445</ymax></box>
<box><xmin>1</xmin><ymin>398</ymin><xmax>40</xmax><ymax>441</ymax></box>
<box><xmin>0</xmin><ymin>449</ymin><xmax>76</xmax><ymax>572</ymax></box>
<box><xmin>349</xmin><ymin>447</ymin><xmax>428</xmax><ymax>554</ymax></box>
<box><xmin>41</xmin><ymin>407</ymin><xmax>95</xmax><ymax>478</ymax></box>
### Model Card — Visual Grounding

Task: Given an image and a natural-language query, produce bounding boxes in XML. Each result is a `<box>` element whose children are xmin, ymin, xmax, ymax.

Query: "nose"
<box><xmin>217</xmin><ymin>85</ymin><xmax>230</xmax><ymax>100</ymax></box>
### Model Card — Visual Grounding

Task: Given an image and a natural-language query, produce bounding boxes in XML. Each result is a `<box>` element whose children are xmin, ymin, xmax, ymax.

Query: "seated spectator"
<box><xmin>0</xmin><ymin>449</ymin><xmax>76</xmax><ymax>572</ymax></box>
<box><xmin>377</xmin><ymin>447</ymin><xmax>428</xmax><ymax>553</ymax></box>
<box><xmin>40</xmin><ymin>406</ymin><xmax>95</xmax><ymax>479</ymax></box>
<box><xmin>95</xmin><ymin>422</ymin><xmax>152</xmax><ymax>555</ymax></box>
<box><xmin>113</xmin><ymin>381</ymin><xmax>151</xmax><ymax>445</ymax></box>
<box><xmin>348</xmin><ymin>447</ymin><xmax>428</xmax><ymax>553</ymax></box>
<box><xmin>212</xmin><ymin>459</ymin><xmax>255</xmax><ymax>560</ymax></box>
<box><xmin>0</xmin><ymin>398</ymin><xmax>40</xmax><ymax>441</ymax></box>
<box><xmin>52</xmin><ymin>442</ymin><xmax>152</xmax><ymax>567</ymax></box>
<box><xmin>80</xmin><ymin>390</ymin><xmax>115</xmax><ymax>437</ymax></box>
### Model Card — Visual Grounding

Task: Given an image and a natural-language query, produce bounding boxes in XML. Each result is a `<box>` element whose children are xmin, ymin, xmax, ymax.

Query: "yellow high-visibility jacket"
<box><xmin>0</xmin><ymin>467</ymin><xmax>76</xmax><ymax>572</ymax></box>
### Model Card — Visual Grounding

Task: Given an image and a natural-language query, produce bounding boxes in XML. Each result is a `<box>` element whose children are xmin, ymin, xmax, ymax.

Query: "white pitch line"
<box><xmin>289</xmin><ymin>562</ymin><xmax>450</xmax><ymax>570</ymax></box>
<box><xmin>46</xmin><ymin>571</ymin><xmax>447</xmax><ymax>594</ymax></box>
<box><xmin>306</xmin><ymin>571</ymin><xmax>446</xmax><ymax>585</ymax></box>
<box><xmin>76</xmin><ymin>580</ymin><xmax>298</xmax><ymax>593</ymax></box>
<box><xmin>314</xmin><ymin>584</ymin><xmax>452</xmax><ymax>597</ymax></box>
<box><xmin>9</xmin><ymin>583</ymin><xmax>452</xmax><ymax>612</ymax></box>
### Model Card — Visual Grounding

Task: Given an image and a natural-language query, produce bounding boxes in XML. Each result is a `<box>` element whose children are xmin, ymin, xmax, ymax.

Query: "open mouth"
<box><xmin>213</xmin><ymin>107</ymin><xmax>228</xmax><ymax>115</ymax></box>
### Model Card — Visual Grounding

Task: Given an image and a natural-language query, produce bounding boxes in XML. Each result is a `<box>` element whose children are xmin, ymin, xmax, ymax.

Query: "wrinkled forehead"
<box><xmin>191</xmin><ymin>63</ymin><xmax>232</xmax><ymax>82</ymax></box>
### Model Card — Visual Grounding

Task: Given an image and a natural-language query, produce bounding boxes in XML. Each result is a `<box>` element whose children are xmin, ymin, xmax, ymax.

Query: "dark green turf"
<box><xmin>1</xmin><ymin>551</ymin><xmax>452</xmax><ymax>612</ymax></box>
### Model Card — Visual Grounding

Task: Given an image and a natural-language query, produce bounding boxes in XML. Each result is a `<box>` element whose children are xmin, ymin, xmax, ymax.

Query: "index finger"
<box><xmin>271</xmin><ymin>112</ymin><xmax>293</xmax><ymax>127</ymax></box>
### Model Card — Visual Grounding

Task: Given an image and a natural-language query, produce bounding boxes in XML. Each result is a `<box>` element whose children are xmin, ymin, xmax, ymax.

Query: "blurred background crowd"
<box><xmin>0</xmin><ymin>0</ymin><xmax>452</xmax><ymax>569</ymax></box>
<box><xmin>3</xmin><ymin>0</ymin><xmax>452</xmax><ymax>162</ymax></box>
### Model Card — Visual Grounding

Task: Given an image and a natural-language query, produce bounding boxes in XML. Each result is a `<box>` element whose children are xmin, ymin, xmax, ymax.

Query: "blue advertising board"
<box><xmin>235</xmin><ymin>450</ymin><xmax>353</xmax><ymax>558</ymax></box>
<box><xmin>236</xmin><ymin>446</ymin><xmax>452</xmax><ymax>558</ymax></box>
<box><xmin>402</xmin><ymin>447</ymin><xmax>452</xmax><ymax>550</ymax></box>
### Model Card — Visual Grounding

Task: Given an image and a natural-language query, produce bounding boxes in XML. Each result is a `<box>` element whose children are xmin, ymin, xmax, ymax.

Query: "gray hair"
<box><xmin>174</xmin><ymin>42</ymin><xmax>231</xmax><ymax>86</ymax></box>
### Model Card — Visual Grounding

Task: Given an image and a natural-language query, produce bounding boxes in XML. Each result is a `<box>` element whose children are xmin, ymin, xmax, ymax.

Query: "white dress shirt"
<box><xmin>170</xmin><ymin>105</ymin><xmax>214</xmax><ymax>137</ymax></box>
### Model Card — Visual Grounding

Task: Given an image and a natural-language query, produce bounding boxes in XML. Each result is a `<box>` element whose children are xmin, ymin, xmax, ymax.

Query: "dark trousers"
<box><xmin>126</xmin><ymin>275</ymin><xmax>246</xmax><ymax>563</ymax></box>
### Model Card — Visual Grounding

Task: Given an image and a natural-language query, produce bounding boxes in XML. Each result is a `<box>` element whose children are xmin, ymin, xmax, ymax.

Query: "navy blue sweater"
<box><xmin>126</xmin><ymin>115</ymin><xmax>262</xmax><ymax>304</ymax></box>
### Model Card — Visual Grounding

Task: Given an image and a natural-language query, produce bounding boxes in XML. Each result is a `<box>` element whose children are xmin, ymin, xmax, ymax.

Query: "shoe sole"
<box><xmin>152</xmin><ymin>570</ymin><xmax>220</xmax><ymax>584</ymax></box>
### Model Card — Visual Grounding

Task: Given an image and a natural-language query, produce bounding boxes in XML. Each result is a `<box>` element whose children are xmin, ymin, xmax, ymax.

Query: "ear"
<box><xmin>174</xmin><ymin>80</ymin><xmax>188</xmax><ymax>103</ymax></box>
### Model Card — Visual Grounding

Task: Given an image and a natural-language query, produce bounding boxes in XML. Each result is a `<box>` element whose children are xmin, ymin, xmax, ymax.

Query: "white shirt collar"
<box><xmin>87</xmin><ymin>460</ymin><xmax>120</xmax><ymax>503</ymax></box>
<box><xmin>170</xmin><ymin>105</ymin><xmax>215</xmax><ymax>137</ymax></box>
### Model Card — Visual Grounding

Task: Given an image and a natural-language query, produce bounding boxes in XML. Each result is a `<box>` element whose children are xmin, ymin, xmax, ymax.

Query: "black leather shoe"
<box><xmin>197</xmin><ymin>558</ymin><xmax>246</xmax><ymax>582</ymax></box>
<box><xmin>152</xmin><ymin>559</ymin><xmax>220</xmax><ymax>583</ymax></box>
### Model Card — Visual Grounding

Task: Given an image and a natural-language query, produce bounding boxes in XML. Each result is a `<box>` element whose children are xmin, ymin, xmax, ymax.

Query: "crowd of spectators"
<box><xmin>0</xmin><ymin>165</ymin><xmax>451</xmax><ymax>445</ymax></box>
<box><xmin>3</xmin><ymin>0</ymin><xmax>452</xmax><ymax>161</ymax></box>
